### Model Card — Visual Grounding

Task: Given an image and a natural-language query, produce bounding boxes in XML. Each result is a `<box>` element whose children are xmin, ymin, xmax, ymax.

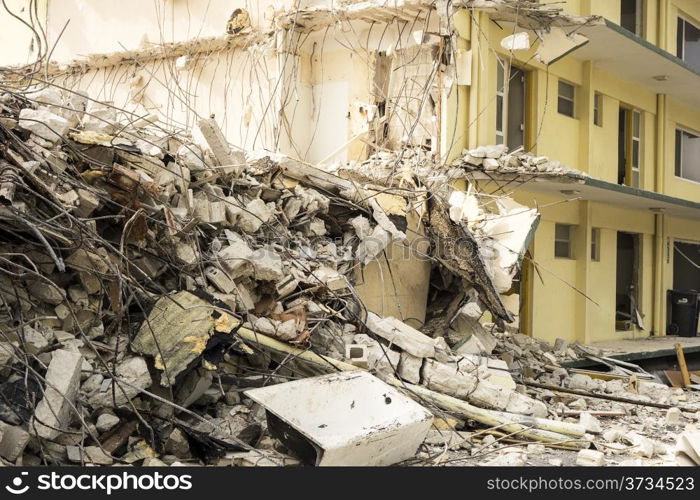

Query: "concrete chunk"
<box><xmin>365</xmin><ymin>313</ymin><xmax>435</xmax><ymax>358</ymax></box>
<box><xmin>398</xmin><ymin>351</ymin><xmax>422</xmax><ymax>384</ymax></box>
<box><xmin>576</xmin><ymin>449</ymin><xmax>605</xmax><ymax>466</ymax></box>
<box><xmin>250</xmin><ymin>248</ymin><xmax>284</xmax><ymax>281</ymax></box>
<box><xmin>131</xmin><ymin>291</ymin><xmax>221</xmax><ymax>386</ymax></box>
<box><xmin>352</xmin><ymin>334</ymin><xmax>400</xmax><ymax>378</ymax></box>
<box><xmin>31</xmin><ymin>349</ymin><xmax>83</xmax><ymax>439</ymax></box>
<box><xmin>96</xmin><ymin>413</ymin><xmax>120</xmax><ymax>433</ymax></box>
<box><xmin>0</xmin><ymin>423</ymin><xmax>30</xmax><ymax>461</ymax></box>
<box><xmin>87</xmin><ymin>356</ymin><xmax>152</xmax><ymax>407</ymax></box>
<box><xmin>579</xmin><ymin>411</ymin><xmax>602</xmax><ymax>434</ymax></box>
<box><xmin>217</xmin><ymin>234</ymin><xmax>254</xmax><ymax>279</ymax></box>
<box><xmin>19</xmin><ymin>107</ymin><xmax>70</xmax><ymax>142</ymax></box>
<box><xmin>238</xmin><ymin>198</ymin><xmax>273</xmax><ymax>233</ymax></box>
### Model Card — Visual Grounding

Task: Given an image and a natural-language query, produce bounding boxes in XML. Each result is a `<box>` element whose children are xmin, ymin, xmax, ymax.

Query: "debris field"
<box><xmin>0</xmin><ymin>84</ymin><xmax>698</xmax><ymax>467</ymax></box>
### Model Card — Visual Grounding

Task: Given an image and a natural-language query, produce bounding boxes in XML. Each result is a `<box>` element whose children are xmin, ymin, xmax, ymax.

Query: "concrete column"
<box><xmin>578</xmin><ymin>61</ymin><xmax>594</xmax><ymax>177</ymax></box>
<box><xmin>652</xmin><ymin>213</ymin><xmax>666</xmax><ymax>336</ymax></box>
<box><xmin>574</xmin><ymin>201</ymin><xmax>593</xmax><ymax>344</ymax></box>
<box><xmin>657</xmin><ymin>0</ymin><xmax>669</xmax><ymax>52</ymax></box>
<box><xmin>655</xmin><ymin>93</ymin><xmax>666</xmax><ymax>194</ymax></box>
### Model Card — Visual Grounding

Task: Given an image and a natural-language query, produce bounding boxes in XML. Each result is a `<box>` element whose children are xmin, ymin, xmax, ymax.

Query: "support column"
<box><xmin>653</xmin><ymin>213</ymin><xmax>666</xmax><ymax>336</ymax></box>
<box><xmin>658</xmin><ymin>0</ymin><xmax>669</xmax><ymax>52</ymax></box>
<box><xmin>574</xmin><ymin>201</ymin><xmax>593</xmax><ymax>344</ymax></box>
<box><xmin>578</xmin><ymin>61</ymin><xmax>594</xmax><ymax>177</ymax></box>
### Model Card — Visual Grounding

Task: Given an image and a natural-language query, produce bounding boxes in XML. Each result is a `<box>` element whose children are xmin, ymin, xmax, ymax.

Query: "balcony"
<box><xmin>574</xmin><ymin>19</ymin><xmax>700</xmax><ymax>109</ymax></box>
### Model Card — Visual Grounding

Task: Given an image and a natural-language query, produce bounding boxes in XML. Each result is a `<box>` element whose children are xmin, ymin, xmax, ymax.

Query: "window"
<box><xmin>496</xmin><ymin>61</ymin><xmax>505</xmax><ymax>145</ymax></box>
<box><xmin>618</xmin><ymin>107</ymin><xmax>642</xmax><ymax>187</ymax></box>
<box><xmin>675</xmin><ymin>127</ymin><xmax>700</xmax><ymax>183</ymax></box>
<box><xmin>593</xmin><ymin>93</ymin><xmax>603</xmax><ymax>127</ymax></box>
<box><xmin>496</xmin><ymin>59</ymin><xmax>526</xmax><ymax>150</ymax></box>
<box><xmin>591</xmin><ymin>228</ymin><xmax>601</xmax><ymax>261</ymax></box>
<box><xmin>630</xmin><ymin>110</ymin><xmax>641</xmax><ymax>187</ymax></box>
<box><xmin>557</xmin><ymin>80</ymin><xmax>575</xmax><ymax>118</ymax></box>
<box><xmin>678</xmin><ymin>16</ymin><xmax>700</xmax><ymax>71</ymax></box>
<box><xmin>554</xmin><ymin>224</ymin><xmax>574</xmax><ymax>259</ymax></box>
<box><xmin>621</xmin><ymin>0</ymin><xmax>643</xmax><ymax>36</ymax></box>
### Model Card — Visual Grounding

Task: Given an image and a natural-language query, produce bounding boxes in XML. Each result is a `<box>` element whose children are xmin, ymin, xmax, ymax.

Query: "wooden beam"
<box><xmin>675</xmin><ymin>343</ymin><xmax>692</xmax><ymax>388</ymax></box>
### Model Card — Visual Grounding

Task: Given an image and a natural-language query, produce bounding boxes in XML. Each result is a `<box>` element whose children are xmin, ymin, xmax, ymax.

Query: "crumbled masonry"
<box><xmin>0</xmin><ymin>85</ymin><xmax>698</xmax><ymax>467</ymax></box>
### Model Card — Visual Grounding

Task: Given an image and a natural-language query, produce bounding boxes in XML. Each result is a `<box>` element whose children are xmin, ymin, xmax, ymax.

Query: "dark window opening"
<box><xmin>678</xmin><ymin>16</ymin><xmax>700</xmax><ymax>71</ymax></box>
<box><xmin>616</xmin><ymin>231</ymin><xmax>640</xmax><ymax>331</ymax></box>
<box><xmin>621</xmin><ymin>0</ymin><xmax>643</xmax><ymax>36</ymax></box>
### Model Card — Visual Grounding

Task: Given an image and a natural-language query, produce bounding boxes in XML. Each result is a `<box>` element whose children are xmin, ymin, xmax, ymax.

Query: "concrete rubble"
<box><xmin>0</xmin><ymin>85</ymin><xmax>698</xmax><ymax>468</ymax></box>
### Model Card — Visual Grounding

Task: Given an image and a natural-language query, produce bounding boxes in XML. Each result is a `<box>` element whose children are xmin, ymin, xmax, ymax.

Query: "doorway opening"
<box><xmin>496</xmin><ymin>62</ymin><xmax>526</xmax><ymax>151</ymax></box>
<box><xmin>616</xmin><ymin>231</ymin><xmax>641</xmax><ymax>331</ymax></box>
<box><xmin>620</xmin><ymin>0</ymin><xmax>644</xmax><ymax>36</ymax></box>
<box><xmin>673</xmin><ymin>241</ymin><xmax>700</xmax><ymax>291</ymax></box>
<box><xmin>618</xmin><ymin>106</ymin><xmax>641</xmax><ymax>187</ymax></box>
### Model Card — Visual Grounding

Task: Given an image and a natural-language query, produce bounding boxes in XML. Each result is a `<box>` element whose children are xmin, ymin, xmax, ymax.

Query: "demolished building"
<box><xmin>0</xmin><ymin>0</ymin><xmax>699</xmax><ymax>467</ymax></box>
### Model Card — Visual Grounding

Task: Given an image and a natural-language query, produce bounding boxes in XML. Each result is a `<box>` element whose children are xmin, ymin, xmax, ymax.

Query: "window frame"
<box><xmin>677</xmin><ymin>15</ymin><xmax>700</xmax><ymax>69</ymax></box>
<box><xmin>675</xmin><ymin>125</ymin><xmax>700</xmax><ymax>184</ymax></box>
<box><xmin>554</xmin><ymin>223</ymin><xmax>575</xmax><ymax>259</ymax></box>
<box><xmin>557</xmin><ymin>79</ymin><xmax>576</xmax><ymax>118</ymax></box>
<box><xmin>591</xmin><ymin>228</ymin><xmax>601</xmax><ymax>262</ymax></box>
<box><xmin>621</xmin><ymin>0</ymin><xmax>644</xmax><ymax>37</ymax></box>
<box><xmin>593</xmin><ymin>92</ymin><xmax>603</xmax><ymax>127</ymax></box>
<box><xmin>496</xmin><ymin>59</ymin><xmax>505</xmax><ymax>145</ymax></box>
<box><xmin>630</xmin><ymin>109</ymin><xmax>642</xmax><ymax>188</ymax></box>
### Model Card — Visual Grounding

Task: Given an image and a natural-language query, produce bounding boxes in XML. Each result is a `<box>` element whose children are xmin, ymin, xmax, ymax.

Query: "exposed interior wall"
<box><xmin>45</xmin><ymin>0</ymin><xmax>285</xmax><ymax>63</ymax></box>
<box><xmin>0</xmin><ymin>0</ymin><xmax>47</xmax><ymax>66</ymax></box>
<box><xmin>55</xmin><ymin>47</ymin><xmax>285</xmax><ymax>153</ymax></box>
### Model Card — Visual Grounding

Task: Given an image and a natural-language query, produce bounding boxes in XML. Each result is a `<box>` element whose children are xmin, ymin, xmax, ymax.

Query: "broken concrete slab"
<box><xmin>95</xmin><ymin>413</ymin><xmax>120</xmax><ymax>433</ymax></box>
<box><xmin>365</xmin><ymin>313</ymin><xmax>435</xmax><ymax>358</ymax></box>
<box><xmin>579</xmin><ymin>412</ymin><xmax>602</xmax><ymax>434</ymax></box>
<box><xmin>398</xmin><ymin>351</ymin><xmax>423</xmax><ymax>385</ymax></box>
<box><xmin>675</xmin><ymin>430</ymin><xmax>700</xmax><ymax>466</ymax></box>
<box><xmin>238</xmin><ymin>198</ymin><xmax>274</xmax><ymax>233</ymax></box>
<box><xmin>0</xmin><ymin>423</ymin><xmax>30</xmax><ymax>462</ymax></box>
<box><xmin>576</xmin><ymin>449</ymin><xmax>605</xmax><ymax>466</ymax></box>
<box><xmin>87</xmin><ymin>356</ymin><xmax>152</xmax><ymax>408</ymax></box>
<box><xmin>19</xmin><ymin>107</ymin><xmax>70</xmax><ymax>142</ymax></box>
<box><xmin>31</xmin><ymin>349</ymin><xmax>83</xmax><ymax>439</ymax></box>
<box><xmin>250</xmin><ymin>248</ymin><xmax>284</xmax><ymax>281</ymax></box>
<box><xmin>132</xmin><ymin>291</ymin><xmax>221</xmax><ymax>386</ymax></box>
<box><xmin>245</xmin><ymin>371</ymin><xmax>433</xmax><ymax>466</ymax></box>
<box><xmin>352</xmin><ymin>334</ymin><xmax>400</xmax><ymax>378</ymax></box>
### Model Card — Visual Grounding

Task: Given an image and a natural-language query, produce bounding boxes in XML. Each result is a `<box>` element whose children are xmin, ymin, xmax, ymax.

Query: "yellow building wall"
<box><xmin>665</xmin><ymin>217</ymin><xmax>700</xmax><ymax>300</ymax></box>
<box><xmin>529</xmin><ymin>217</ymin><xmax>579</xmax><ymax>344</ymax></box>
<box><xmin>668</xmin><ymin>1</ymin><xmax>700</xmax><ymax>55</ymax></box>
<box><xmin>665</xmin><ymin>98</ymin><xmax>700</xmax><ymax>200</ymax></box>
<box><xmin>469</xmin><ymin>13</ymin><xmax>677</xmax><ymax>343</ymax></box>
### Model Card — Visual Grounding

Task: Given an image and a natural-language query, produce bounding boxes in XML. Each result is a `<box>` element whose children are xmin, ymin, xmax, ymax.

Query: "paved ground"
<box><xmin>591</xmin><ymin>335</ymin><xmax>700</xmax><ymax>355</ymax></box>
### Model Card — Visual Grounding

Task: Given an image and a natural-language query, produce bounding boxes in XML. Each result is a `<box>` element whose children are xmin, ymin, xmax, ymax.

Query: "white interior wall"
<box><xmin>0</xmin><ymin>0</ymin><xmax>46</xmax><ymax>66</ymax></box>
<box><xmin>58</xmin><ymin>47</ymin><xmax>284</xmax><ymax>153</ymax></box>
<box><xmin>46</xmin><ymin>0</ymin><xmax>289</xmax><ymax>63</ymax></box>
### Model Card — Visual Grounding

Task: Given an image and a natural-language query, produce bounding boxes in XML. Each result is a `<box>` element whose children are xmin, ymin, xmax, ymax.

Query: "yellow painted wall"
<box><xmin>665</xmin><ymin>98</ymin><xmax>700</xmax><ymax>200</ymax></box>
<box><xmin>513</xmin><ymin>193</ymin><xmax>658</xmax><ymax>344</ymax></box>
<box><xmin>669</xmin><ymin>0</ymin><xmax>700</xmax><ymax>55</ymax></box>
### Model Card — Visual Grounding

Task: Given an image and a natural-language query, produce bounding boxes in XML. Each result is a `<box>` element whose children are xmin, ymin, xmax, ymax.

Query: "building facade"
<box><xmin>457</xmin><ymin>1</ymin><xmax>700</xmax><ymax>344</ymax></box>
<box><xmin>2</xmin><ymin>0</ymin><xmax>700</xmax><ymax>345</ymax></box>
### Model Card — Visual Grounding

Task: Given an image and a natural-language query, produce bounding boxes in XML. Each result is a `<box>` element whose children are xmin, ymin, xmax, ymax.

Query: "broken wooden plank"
<box><xmin>675</xmin><ymin>343</ymin><xmax>692</xmax><ymax>388</ymax></box>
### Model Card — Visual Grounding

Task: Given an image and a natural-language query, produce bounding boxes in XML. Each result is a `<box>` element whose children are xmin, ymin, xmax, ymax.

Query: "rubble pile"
<box><xmin>453</xmin><ymin>144</ymin><xmax>588</xmax><ymax>178</ymax></box>
<box><xmin>0</xmin><ymin>85</ymin><xmax>698</xmax><ymax>467</ymax></box>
